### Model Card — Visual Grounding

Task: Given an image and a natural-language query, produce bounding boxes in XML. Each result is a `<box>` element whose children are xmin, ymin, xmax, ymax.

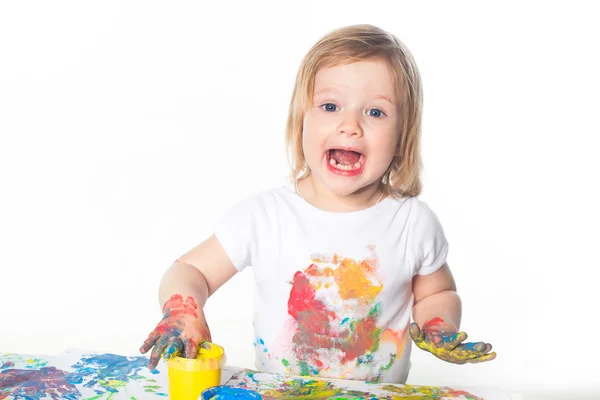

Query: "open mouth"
<box><xmin>327</xmin><ymin>148</ymin><xmax>365</xmax><ymax>172</ymax></box>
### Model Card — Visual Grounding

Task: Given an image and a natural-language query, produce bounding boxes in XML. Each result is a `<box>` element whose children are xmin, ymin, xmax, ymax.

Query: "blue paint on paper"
<box><xmin>202</xmin><ymin>386</ymin><xmax>262</xmax><ymax>399</ymax></box>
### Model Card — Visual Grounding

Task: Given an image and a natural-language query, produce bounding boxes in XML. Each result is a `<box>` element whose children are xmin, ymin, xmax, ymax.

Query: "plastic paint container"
<box><xmin>167</xmin><ymin>342</ymin><xmax>226</xmax><ymax>400</ymax></box>
<box><xmin>201</xmin><ymin>386</ymin><xmax>263</xmax><ymax>399</ymax></box>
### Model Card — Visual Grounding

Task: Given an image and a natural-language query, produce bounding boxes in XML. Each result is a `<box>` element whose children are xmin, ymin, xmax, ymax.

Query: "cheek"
<box><xmin>302</xmin><ymin>116</ymin><xmax>327</xmax><ymax>156</ymax></box>
<box><xmin>303</xmin><ymin>110</ymin><xmax>334</xmax><ymax>136</ymax></box>
<box><xmin>370</xmin><ymin>129</ymin><xmax>399</xmax><ymax>167</ymax></box>
<box><xmin>301</xmin><ymin>119</ymin><xmax>313</xmax><ymax>152</ymax></box>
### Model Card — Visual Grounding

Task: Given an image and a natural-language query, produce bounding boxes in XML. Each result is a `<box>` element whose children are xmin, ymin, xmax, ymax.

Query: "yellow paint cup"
<box><xmin>167</xmin><ymin>342</ymin><xmax>226</xmax><ymax>400</ymax></box>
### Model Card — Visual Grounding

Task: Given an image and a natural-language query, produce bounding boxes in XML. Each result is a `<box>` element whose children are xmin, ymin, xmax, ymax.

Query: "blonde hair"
<box><xmin>284</xmin><ymin>24</ymin><xmax>423</xmax><ymax>197</ymax></box>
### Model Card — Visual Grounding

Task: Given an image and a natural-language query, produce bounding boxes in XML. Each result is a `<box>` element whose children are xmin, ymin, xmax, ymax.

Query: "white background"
<box><xmin>1</xmin><ymin>1</ymin><xmax>598</xmax><ymax>399</ymax></box>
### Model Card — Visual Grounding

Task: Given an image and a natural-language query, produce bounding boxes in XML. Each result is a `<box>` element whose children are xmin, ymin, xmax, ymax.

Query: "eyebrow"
<box><xmin>313</xmin><ymin>88</ymin><xmax>339</xmax><ymax>97</ymax></box>
<box><xmin>313</xmin><ymin>88</ymin><xmax>396</xmax><ymax>105</ymax></box>
<box><xmin>374</xmin><ymin>94</ymin><xmax>395</xmax><ymax>105</ymax></box>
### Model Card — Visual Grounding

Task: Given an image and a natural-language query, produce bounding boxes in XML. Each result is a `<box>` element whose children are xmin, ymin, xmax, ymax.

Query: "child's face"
<box><xmin>302</xmin><ymin>60</ymin><xmax>401</xmax><ymax>197</ymax></box>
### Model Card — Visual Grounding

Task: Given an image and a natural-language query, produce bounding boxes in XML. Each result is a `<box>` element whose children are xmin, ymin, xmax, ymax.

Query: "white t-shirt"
<box><xmin>212</xmin><ymin>183</ymin><xmax>448</xmax><ymax>384</ymax></box>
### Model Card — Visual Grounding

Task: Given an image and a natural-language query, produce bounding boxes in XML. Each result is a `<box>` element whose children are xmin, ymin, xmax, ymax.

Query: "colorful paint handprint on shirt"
<box><xmin>281</xmin><ymin>246</ymin><xmax>408</xmax><ymax>381</ymax></box>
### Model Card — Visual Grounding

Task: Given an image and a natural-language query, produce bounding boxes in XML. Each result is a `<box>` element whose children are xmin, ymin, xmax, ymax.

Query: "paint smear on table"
<box><xmin>0</xmin><ymin>350</ymin><xmax>168</xmax><ymax>399</ymax></box>
<box><xmin>225</xmin><ymin>369</ymin><xmax>489</xmax><ymax>399</ymax></box>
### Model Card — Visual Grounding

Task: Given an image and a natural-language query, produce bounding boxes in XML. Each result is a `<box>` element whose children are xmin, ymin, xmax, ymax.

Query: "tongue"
<box><xmin>332</xmin><ymin>150</ymin><xmax>360</xmax><ymax>165</ymax></box>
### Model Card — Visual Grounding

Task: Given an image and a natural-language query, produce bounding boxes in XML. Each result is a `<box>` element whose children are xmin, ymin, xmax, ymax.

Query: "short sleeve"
<box><xmin>410</xmin><ymin>200</ymin><xmax>449</xmax><ymax>276</ymax></box>
<box><xmin>211</xmin><ymin>197</ymin><xmax>258</xmax><ymax>273</ymax></box>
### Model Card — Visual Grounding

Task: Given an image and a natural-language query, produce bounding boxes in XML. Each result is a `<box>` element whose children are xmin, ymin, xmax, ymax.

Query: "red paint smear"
<box><xmin>341</xmin><ymin>315</ymin><xmax>378</xmax><ymax>363</ymax></box>
<box><xmin>287</xmin><ymin>270</ymin><xmax>381</xmax><ymax>366</ymax></box>
<box><xmin>288</xmin><ymin>271</ymin><xmax>336</xmax><ymax>331</ymax></box>
<box><xmin>150</xmin><ymin>294</ymin><xmax>207</xmax><ymax>351</ymax></box>
<box><xmin>0</xmin><ymin>369</ymin><xmax>37</xmax><ymax>390</ymax></box>
<box><xmin>288</xmin><ymin>271</ymin><xmax>338</xmax><ymax>367</ymax></box>
<box><xmin>0</xmin><ymin>367</ymin><xmax>79</xmax><ymax>399</ymax></box>
<box><xmin>422</xmin><ymin>317</ymin><xmax>445</xmax><ymax>332</ymax></box>
<box><xmin>162</xmin><ymin>294</ymin><xmax>199</xmax><ymax>319</ymax></box>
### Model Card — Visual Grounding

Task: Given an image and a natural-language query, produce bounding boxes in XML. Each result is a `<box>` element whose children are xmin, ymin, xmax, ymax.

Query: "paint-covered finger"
<box><xmin>448</xmin><ymin>342</ymin><xmax>486</xmax><ymax>361</ymax></box>
<box><xmin>164</xmin><ymin>337</ymin><xmax>183</xmax><ymax>360</ymax></box>
<box><xmin>443</xmin><ymin>332</ymin><xmax>467</xmax><ymax>350</ymax></box>
<box><xmin>148</xmin><ymin>336</ymin><xmax>169</xmax><ymax>369</ymax></box>
<box><xmin>454</xmin><ymin>349</ymin><xmax>488</xmax><ymax>361</ymax></box>
<box><xmin>184</xmin><ymin>338</ymin><xmax>199</xmax><ymax>359</ymax></box>
<box><xmin>464</xmin><ymin>342</ymin><xmax>493</xmax><ymax>355</ymax></box>
<box><xmin>409</xmin><ymin>322</ymin><xmax>425</xmax><ymax>345</ymax></box>
<box><xmin>139</xmin><ymin>331</ymin><xmax>160</xmax><ymax>354</ymax></box>
<box><xmin>460</xmin><ymin>341</ymin><xmax>486</xmax><ymax>353</ymax></box>
<box><xmin>464</xmin><ymin>342</ymin><xmax>494</xmax><ymax>359</ymax></box>
<box><xmin>467</xmin><ymin>351</ymin><xmax>497</xmax><ymax>363</ymax></box>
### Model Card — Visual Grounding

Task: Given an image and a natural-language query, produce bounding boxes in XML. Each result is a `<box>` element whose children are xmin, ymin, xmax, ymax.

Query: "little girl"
<box><xmin>140</xmin><ymin>24</ymin><xmax>496</xmax><ymax>384</ymax></box>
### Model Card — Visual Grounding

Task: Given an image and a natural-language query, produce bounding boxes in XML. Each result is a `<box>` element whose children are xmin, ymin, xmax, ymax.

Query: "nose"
<box><xmin>337</xmin><ymin>110</ymin><xmax>363</xmax><ymax>138</ymax></box>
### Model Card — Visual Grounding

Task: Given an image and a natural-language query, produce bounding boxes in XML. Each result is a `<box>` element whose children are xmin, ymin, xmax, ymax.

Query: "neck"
<box><xmin>297</xmin><ymin>175</ymin><xmax>385</xmax><ymax>212</ymax></box>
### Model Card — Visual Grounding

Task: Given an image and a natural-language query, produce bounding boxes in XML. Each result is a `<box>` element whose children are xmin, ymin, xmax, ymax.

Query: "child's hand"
<box><xmin>139</xmin><ymin>294</ymin><xmax>211</xmax><ymax>370</ymax></box>
<box><xmin>409</xmin><ymin>317</ymin><xmax>496</xmax><ymax>364</ymax></box>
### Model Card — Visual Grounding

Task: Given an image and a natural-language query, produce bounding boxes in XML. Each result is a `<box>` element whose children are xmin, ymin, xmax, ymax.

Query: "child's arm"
<box><xmin>140</xmin><ymin>234</ymin><xmax>238</xmax><ymax>369</ymax></box>
<box><xmin>411</xmin><ymin>263</ymin><xmax>461</xmax><ymax>332</ymax></box>
<box><xmin>409</xmin><ymin>263</ymin><xmax>496</xmax><ymax>364</ymax></box>
<box><xmin>159</xmin><ymin>234</ymin><xmax>238</xmax><ymax>308</ymax></box>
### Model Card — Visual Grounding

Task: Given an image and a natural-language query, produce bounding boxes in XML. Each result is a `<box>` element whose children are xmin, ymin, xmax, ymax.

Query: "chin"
<box><xmin>315</xmin><ymin>174</ymin><xmax>366</xmax><ymax>197</ymax></box>
<box><xmin>327</xmin><ymin>184</ymin><xmax>360</xmax><ymax>197</ymax></box>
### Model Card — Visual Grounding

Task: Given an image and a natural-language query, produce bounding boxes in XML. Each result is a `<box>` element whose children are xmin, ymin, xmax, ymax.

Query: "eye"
<box><xmin>367</xmin><ymin>108</ymin><xmax>385</xmax><ymax>118</ymax></box>
<box><xmin>321</xmin><ymin>103</ymin><xmax>338</xmax><ymax>112</ymax></box>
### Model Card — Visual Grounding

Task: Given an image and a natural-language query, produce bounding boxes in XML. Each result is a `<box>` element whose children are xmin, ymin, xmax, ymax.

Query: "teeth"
<box><xmin>328</xmin><ymin>155</ymin><xmax>362</xmax><ymax>171</ymax></box>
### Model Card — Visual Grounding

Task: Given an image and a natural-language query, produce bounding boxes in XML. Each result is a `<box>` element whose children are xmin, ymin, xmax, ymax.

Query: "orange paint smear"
<box><xmin>334</xmin><ymin>258</ymin><xmax>383</xmax><ymax>302</ymax></box>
